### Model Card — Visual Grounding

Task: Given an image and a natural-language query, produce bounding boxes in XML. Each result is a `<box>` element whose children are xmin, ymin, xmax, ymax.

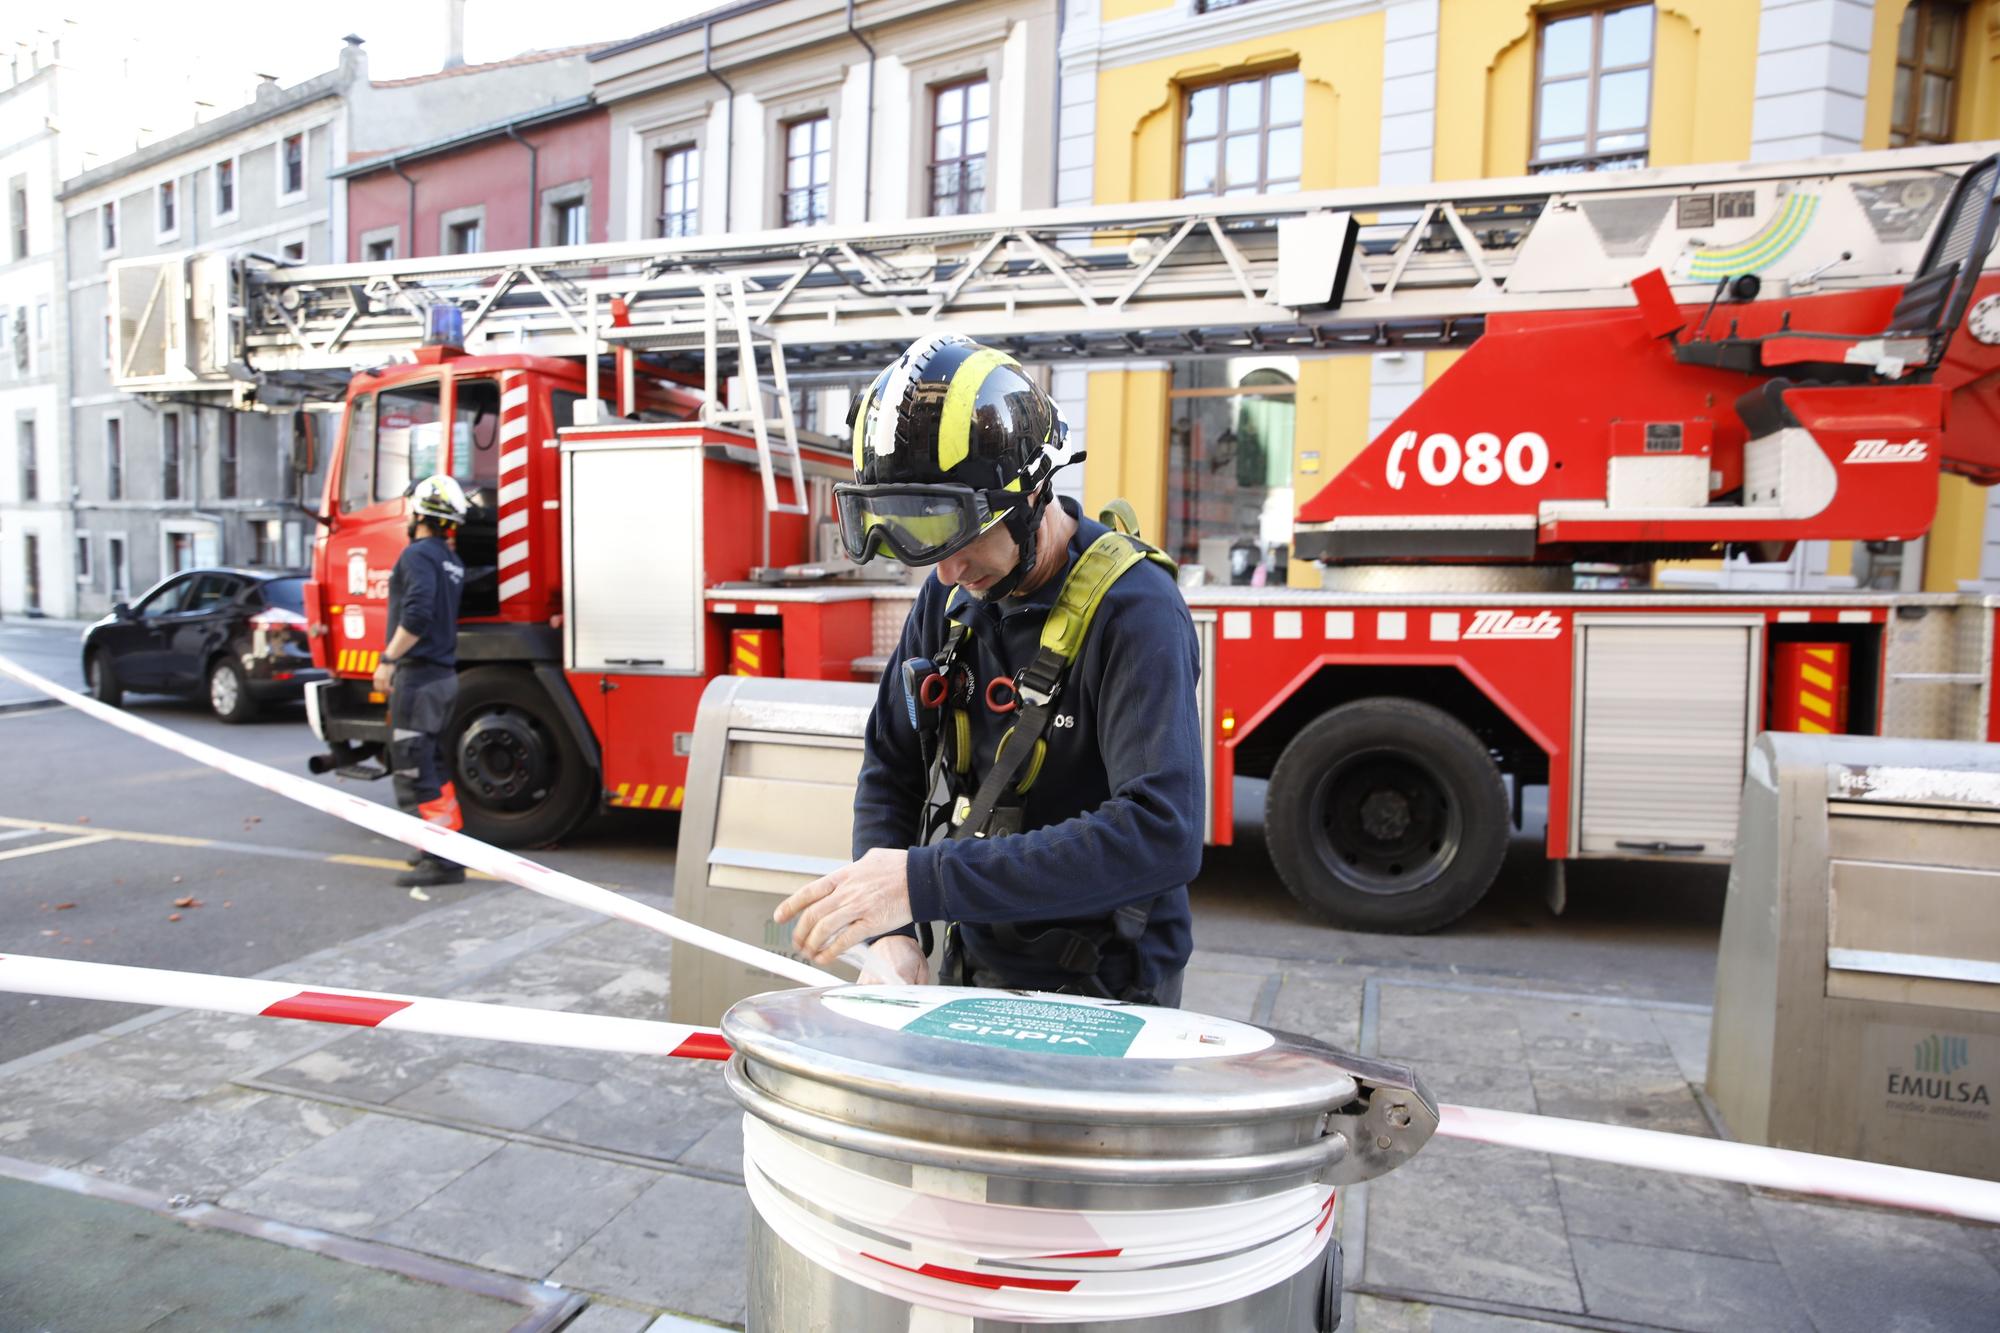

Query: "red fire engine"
<box><xmin>109</xmin><ymin>141</ymin><xmax>2000</xmax><ymax>930</ymax></box>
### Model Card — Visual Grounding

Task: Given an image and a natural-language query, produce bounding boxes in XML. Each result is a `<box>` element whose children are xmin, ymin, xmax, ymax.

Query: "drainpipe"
<box><xmin>704</xmin><ymin>20</ymin><xmax>734</xmax><ymax>232</ymax></box>
<box><xmin>1050</xmin><ymin>0</ymin><xmax>1066</xmax><ymax>206</ymax></box>
<box><xmin>846</xmin><ymin>0</ymin><xmax>876</xmax><ymax>222</ymax></box>
<box><xmin>388</xmin><ymin>157</ymin><xmax>417</xmax><ymax>256</ymax></box>
<box><xmin>505</xmin><ymin>124</ymin><xmax>539</xmax><ymax>246</ymax></box>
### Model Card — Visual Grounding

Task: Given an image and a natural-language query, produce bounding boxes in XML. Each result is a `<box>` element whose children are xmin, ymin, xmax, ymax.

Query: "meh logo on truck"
<box><xmin>1464</xmin><ymin>609</ymin><xmax>1564</xmax><ymax>640</ymax></box>
<box><xmin>1846</xmin><ymin>438</ymin><xmax>1927</xmax><ymax>464</ymax></box>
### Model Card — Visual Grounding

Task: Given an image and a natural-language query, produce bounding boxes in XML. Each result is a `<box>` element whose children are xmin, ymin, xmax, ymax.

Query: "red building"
<box><xmin>337</xmin><ymin>94</ymin><xmax>609</xmax><ymax>260</ymax></box>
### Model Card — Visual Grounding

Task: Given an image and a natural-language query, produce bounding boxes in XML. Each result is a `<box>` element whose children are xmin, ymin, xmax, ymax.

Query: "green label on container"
<box><xmin>901</xmin><ymin>995</ymin><xmax>1146</xmax><ymax>1058</ymax></box>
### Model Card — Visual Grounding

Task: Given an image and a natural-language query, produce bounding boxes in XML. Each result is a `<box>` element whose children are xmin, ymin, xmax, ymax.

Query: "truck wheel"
<box><xmin>1265</xmin><ymin>698</ymin><xmax>1509</xmax><ymax>933</ymax></box>
<box><xmin>447</xmin><ymin>667</ymin><xmax>597</xmax><ymax>847</ymax></box>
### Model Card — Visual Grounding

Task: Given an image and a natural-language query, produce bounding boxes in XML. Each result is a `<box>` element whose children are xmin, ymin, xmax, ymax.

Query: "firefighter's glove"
<box><xmin>775</xmin><ymin>847</ymin><xmax>913</xmax><ymax>967</ymax></box>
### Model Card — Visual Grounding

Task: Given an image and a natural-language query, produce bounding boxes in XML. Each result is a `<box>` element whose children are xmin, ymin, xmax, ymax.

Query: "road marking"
<box><xmin>0</xmin><ymin>828</ymin><xmax>46</xmax><ymax>844</ymax></box>
<box><xmin>0</xmin><ymin>815</ymin><xmax>493</xmax><ymax>879</ymax></box>
<box><xmin>0</xmin><ymin>833</ymin><xmax>111</xmax><ymax>862</ymax></box>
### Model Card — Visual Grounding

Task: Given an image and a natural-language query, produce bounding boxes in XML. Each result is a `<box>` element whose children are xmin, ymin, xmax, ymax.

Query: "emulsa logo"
<box><xmin>1886</xmin><ymin>1034</ymin><xmax>1990</xmax><ymax>1111</ymax></box>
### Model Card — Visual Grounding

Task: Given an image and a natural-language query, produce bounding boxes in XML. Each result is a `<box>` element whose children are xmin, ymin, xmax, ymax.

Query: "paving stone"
<box><xmin>1351</xmin><ymin>1296</ymin><xmax>1582</xmax><ymax>1332</ymax></box>
<box><xmin>221</xmin><ymin>1113</ymin><xmax>501</xmax><ymax>1234</ymax></box>
<box><xmin>560</xmin><ymin>1303</ymin><xmax>660</xmax><ymax>1333</ymax></box>
<box><xmin>1508</xmin><ymin>997</ymin><xmax>1668</xmax><ymax>1049</ymax></box>
<box><xmin>83</xmin><ymin>1009</ymin><xmax>327</xmax><ymax>1101</ymax></box>
<box><xmin>677</xmin><ymin>1109</ymin><xmax>746</xmax><ymax>1178</ymax></box>
<box><xmin>389</xmin><ymin>1062</ymin><xmax>590</xmax><ymax>1132</ymax></box>
<box><xmin>1646</xmin><ymin>1008</ymin><xmax>1714</xmax><ymax>1087</ymax></box>
<box><xmin>1551</xmin><ymin>1156</ymin><xmax>1771</xmax><ymax>1260</ymax></box>
<box><xmin>1375</xmin><ymin>983</ymin><xmax>1527</xmax><ymax>1069</ymax></box>
<box><xmin>1570</xmin><ymin>1235</ymin><xmax>1811</xmax><ymax>1331</ymax></box>
<box><xmin>1752</xmin><ymin>1195</ymin><xmax>2000</xmax><ymax>1333</ymax></box>
<box><xmin>543</xmin><ymin>917</ymin><xmax>680</xmax><ymax>973</ymax></box>
<box><xmin>466</xmin><ymin>1038</ymin><xmax>634</xmax><ymax>1088</ymax></box>
<box><xmin>550</xmin><ymin>1172</ymin><xmax>748</xmax><ymax>1324</ymax></box>
<box><xmin>257</xmin><ymin>1029</ymin><xmax>467</xmax><ymax>1105</ymax></box>
<box><xmin>0</xmin><ymin>1055</ymin><xmax>185</xmax><ymax>1168</ymax></box>
<box><xmin>582</xmin><ymin>965</ymin><xmax>676</xmax><ymax>1020</ymax></box>
<box><xmin>1178</xmin><ymin>963</ymin><xmax>1267</xmax><ymax>1022</ymax></box>
<box><xmin>1528</xmin><ymin>1062</ymin><xmax>1711</xmax><ymax>1135</ymax></box>
<box><xmin>86</xmin><ymin>1089</ymin><xmax>359</xmax><ymax>1202</ymax></box>
<box><xmin>1404</xmin><ymin>1060</ymin><xmax>1539</xmax><ymax>1116</ymax></box>
<box><xmin>1267</xmin><ymin>972</ymin><xmax>1362</xmax><ymax>1048</ymax></box>
<box><xmin>370</xmin><ymin>1141</ymin><xmax>658</xmax><ymax>1278</ymax></box>
<box><xmin>532</xmin><ymin>1073</ymin><xmax>735</xmax><ymax>1163</ymax></box>
<box><xmin>449</xmin><ymin>949</ymin><xmax>635</xmax><ymax>1012</ymax></box>
<box><xmin>1364</xmin><ymin>1138</ymin><xmax>1583</xmax><ymax>1314</ymax></box>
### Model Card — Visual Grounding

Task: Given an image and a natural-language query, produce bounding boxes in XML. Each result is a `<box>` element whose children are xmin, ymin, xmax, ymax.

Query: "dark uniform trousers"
<box><xmin>389</xmin><ymin>661</ymin><xmax>460</xmax><ymax>824</ymax></box>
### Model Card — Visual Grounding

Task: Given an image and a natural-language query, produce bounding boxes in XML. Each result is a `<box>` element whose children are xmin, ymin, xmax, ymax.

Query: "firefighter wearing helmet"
<box><xmin>373</xmin><ymin>474</ymin><xmax>471</xmax><ymax>889</ymax></box>
<box><xmin>775</xmin><ymin>334</ymin><xmax>1204</xmax><ymax>1003</ymax></box>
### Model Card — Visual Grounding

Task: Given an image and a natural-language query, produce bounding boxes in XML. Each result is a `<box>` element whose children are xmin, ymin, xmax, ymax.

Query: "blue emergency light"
<box><xmin>425</xmin><ymin>304</ymin><xmax>464</xmax><ymax>347</ymax></box>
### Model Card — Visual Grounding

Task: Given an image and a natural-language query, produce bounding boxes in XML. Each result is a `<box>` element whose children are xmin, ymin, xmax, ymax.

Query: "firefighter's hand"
<box><xmin>857</xmin><ymin>934</ymin><xmax>930</xmax><ymax>986</ymax></box>
<box><xmin>775</xmin><ymin>848</ymin><xmax>913</xmax><ymax>966</ymax></box>
<box><xmin>371</xmin><ymin>662</ymin><xmax>394</xmax><ymax>693</ymax></box>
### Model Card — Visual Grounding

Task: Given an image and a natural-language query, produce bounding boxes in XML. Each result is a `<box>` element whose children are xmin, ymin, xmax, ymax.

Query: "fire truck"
<box><xmin>109</xmin><ymin>140</ymin><xmax>2000</xmax><ymax>931</ymax></box>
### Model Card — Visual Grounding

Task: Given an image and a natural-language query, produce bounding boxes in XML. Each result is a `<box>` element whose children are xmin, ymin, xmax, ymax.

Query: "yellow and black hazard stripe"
<box><xmin>848</xmin><ymin>335</ymin><xmax>1043</xmax><ymax>484</ymax></box>
<box><xmin>609</xmin><ymin>782</ymin><xmax>685</xmax><ymax>810</ymax></box>
<box><xmin>1795</xmin><ymin>646</ymin><xmax>1838</xmax><ymax>734</ymax></box>
<box><xmin>336</xmin><ymin>649</ymin><xmax>382</xmax><ymax>674</ymax></box>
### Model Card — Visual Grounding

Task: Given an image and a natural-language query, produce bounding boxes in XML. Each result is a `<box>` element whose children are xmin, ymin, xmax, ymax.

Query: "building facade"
<box><xmin>1058</xmin><ymin>0</ymin><xmax>2000</xmax><ymax>592</ymax></box>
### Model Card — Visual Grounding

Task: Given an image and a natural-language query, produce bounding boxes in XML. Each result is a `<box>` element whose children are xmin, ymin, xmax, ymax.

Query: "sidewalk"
<box><xmin>1</xmin><ymin>884</ymin><xmax>1995</xmax><ymax>1330</ymax></box>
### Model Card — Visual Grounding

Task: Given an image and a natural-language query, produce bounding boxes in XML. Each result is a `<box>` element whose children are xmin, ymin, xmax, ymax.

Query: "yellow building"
<box><xmin>1058</xmin><ymin>0</ymin><xmax>1999</xmax><ymax>591</ymax></box>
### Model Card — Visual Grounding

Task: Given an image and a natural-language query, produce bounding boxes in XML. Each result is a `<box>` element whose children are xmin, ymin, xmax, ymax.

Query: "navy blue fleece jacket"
<box><xmin>851</xmin><ymin>499</ymin><xmax>1202</xmax><ymax>994</ymax></box>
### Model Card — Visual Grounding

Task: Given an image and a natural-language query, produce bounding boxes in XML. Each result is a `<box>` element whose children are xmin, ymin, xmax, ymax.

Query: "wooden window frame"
<box><xmin>658</xmin><ymin>143</ymin><xmax>700</xmax><ymax>238</ymax></box>
<box><xmin>780</xmin><ymin>115</ymin><xmax>832</xmax><ymax>229</ymax></box>
<box><xmin>927</xmin><ymin>77</ymin><xmax>990</xmax><ymax>218</ymax></box>
<box><xmin>1890</xmin><ymin>0</ymin><xmax>1967</xmax><ymax>147</ymax></box>
<box><xmin>1529</xmin><ymin>2</ymin><xmax>1655</xmax><ymax>175</ymax></box>
<box><xmin>1178</xmin><ymin>66</ymin><xmax>1304</xmax><ymax>200</ymax></box>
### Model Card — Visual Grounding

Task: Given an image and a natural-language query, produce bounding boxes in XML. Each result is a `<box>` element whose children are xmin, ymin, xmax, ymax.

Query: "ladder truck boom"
<box><xmin>112</xmin><ymin>141</ymin><xmax>2000</xmax><ymax>565</ymax></box>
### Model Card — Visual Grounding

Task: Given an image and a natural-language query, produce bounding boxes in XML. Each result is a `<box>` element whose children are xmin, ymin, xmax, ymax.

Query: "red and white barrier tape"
<box><xmin>0</xmin><ymin>952</ymin><xmax>729</xmax><ymax>1061</ymax></box>
<box><xmin>0</xmin><ymin>655</ymin><xmax>837</xmax><ymax>989</ymax></box>
<box><xmin>1436</xmin><ymin>1103</ymin><xmax>2000</xmax><ymax>1225</ymax></box>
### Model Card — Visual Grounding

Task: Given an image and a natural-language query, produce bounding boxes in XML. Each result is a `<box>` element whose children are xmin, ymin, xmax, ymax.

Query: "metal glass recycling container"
<box><xmin>723</xmin><ymin>985</ymin><xmax>1437</xmax><ymax>1331</ymax></box>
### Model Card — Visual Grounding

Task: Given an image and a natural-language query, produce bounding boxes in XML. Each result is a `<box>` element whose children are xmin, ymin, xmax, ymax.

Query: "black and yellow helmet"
<box><xmin>836</xmin><ymin>334</ymin><xmax>1080</xmax><ymax>578</ymax></box>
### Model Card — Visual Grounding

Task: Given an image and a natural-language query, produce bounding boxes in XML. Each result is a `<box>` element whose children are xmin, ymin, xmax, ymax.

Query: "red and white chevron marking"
<box><xmin>0</xmin><ymin>953</ymin><xmax>732</xmax><ymax>1061</ymax></box>
<box><xmin>496</xmin><ymin>372</ymin><xmax>533</xmax><ymax>606</ymax></box>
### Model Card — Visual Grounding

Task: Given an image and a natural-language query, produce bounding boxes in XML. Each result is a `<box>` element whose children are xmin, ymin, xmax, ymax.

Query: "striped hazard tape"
<box><xmin>335</xmin><ymin>648</ymin><xmax>382</xmax><ymax>674</ymax></box>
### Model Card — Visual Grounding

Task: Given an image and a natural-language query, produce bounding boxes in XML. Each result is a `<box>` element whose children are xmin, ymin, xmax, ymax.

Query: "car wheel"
<box><xmin>87</xmin><ymin>650</ymin><xmax>123</xmax><ymax>708</ymax></box>
<box><xmin>1265</xmin><ymin>697</ymin><xmax>1509</xmax><ymax>934</ymax></box>
<box><xmin>208</xmin><ymin>657</ymin><xmax>260</xmax><ymax>724</ymax></box>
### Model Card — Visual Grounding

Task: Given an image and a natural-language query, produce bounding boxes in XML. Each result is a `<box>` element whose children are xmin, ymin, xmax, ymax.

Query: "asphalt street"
<box><xmin>0</xmin><ymin>617</ymin><xmax>1726</xmax><ymax>1068</ymax></box>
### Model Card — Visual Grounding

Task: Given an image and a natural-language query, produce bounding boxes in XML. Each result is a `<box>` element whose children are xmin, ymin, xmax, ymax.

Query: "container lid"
<box><xmin>723</xmin><ymin>985</ymin><xmax>1361</xmax><ymax>1126</ymax></box>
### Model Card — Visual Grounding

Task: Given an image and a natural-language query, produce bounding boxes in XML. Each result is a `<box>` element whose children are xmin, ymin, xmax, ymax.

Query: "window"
<box><xmin>185</xmin><ymin>573</ymin><xmax>241</xmax><ymax>612</ymax></box>
<box><xmin>162</xmin><ymin>412</ymin><xmax>182</xmax><ymax>501</ymax></box>
<box><xmin>1181</xmin><ymin>68</ymin><xmax>1303</xmax><ymax>199</ymax></box>
<box><xmin>1891</xmin><ymin>0</ymin><xmax>1966</xmax><ymax>146</ymax></box>
<box><xmin>281</xmin><ymin>240</ymin><xmax>306</xmax><ymax>261</ymax></box>
<box><xmin>446</xmin><ymin>217</ymin><xmax>481</xmax><ymax>255</ymax></box>
<box><xmin>214</xmin><ymin>157</ymin><xmax>236</xmax><ymax>218</ymax></box>
<box><xmin>781</xmin><ymin>116</ymin><xmax>831</xmax><ymax>227</ymax></box>
<box><xmin>157</xmin><ymin>179</ymin><xmax>177</xmax><ymax>237</ymax></box>
<box><xmin>109</xmin><ymin>536</ymin><xmax>128</xmax><ymax>599</ymax></box>
<box><xmin>75</xmin><ymin>534</ymin><xmax>91</xmax><ymax>585</ymax></box>
<box><xmin>659</xmin><ymin>144</ymin><xmax>699</xmax><ymax>237</ymax></box>
<box><xmin>8</xmin><ymin>175</ymin><xmax>25</xmax><ymax>260</ymax></box>
<box><xmin>22</xmin><ymin>534</ymin><xmax>39</xmax><ymax>612</ymax></box>
<box><xmin>9</xmin><ymin>305</ymin><xmax>23</xmax><ymax>371</ymax></box>
<box><xmin>928</xmin><ymin>79</ymin><xmax>990</xmax><ymax>216</ymax></box>
<box><xmin>100</xmin><ymin>200</ymin><xmax>118</xmax><ymax>253</ymax></box>
<box><xmin>1165</xmin><ymin>360</ymin><xmax>1298</xmax><ymax>585</ymax></box>
<box><xmin>364</xmin><ymin>235</ymin><xmax>396</xmax><ymax>262</ymax></box>
<box><xmin>553</xmin><ymin>197</ymin><xmax>586</xmax><ymax>247</ymax></box>
<box><xmin>102</xmin><ymin>312</ymin><xmax>113</xmax><ymax>369</ymax></box>
<box><xmin>344</xmin><ymin>379</ymin><xmax>501</xmax><ymax>510</ymax></box>
<box><xmin>251</xmin><ymin>520</ymin><xmax>283</xmax><ymax>567</ymax></box>
<box><xmin>18</xmin><ymin>416</ymin><xmax>35</xmax><ymax>500</ymax></box>
<box><xmin>280</xmin><ymin>132</ymin><xmax>306</xmax><ymax>197</ymax></box>
<box><xmin>339</xmin><ymin>395</ymin><xmax>376</xmax><ymax>513</ymax></box>
<box><xmin>1533</xmin><ymin>4</ymin><xmax>1654</xmax><ymax>174</ymax></box>
<box><xmin>105</xmin><ymin>417</ymin><xmax>124</xmax><ymax>499</ymax></box>
<box><xmin>168</xmin><ymin>531</ymin><xmax>197</xmax><ymax>573</ymax></box>
<box><xmin>219</xmin><ymin>413</ymin><xmax>237</xmax><ymax>499</ymax></box>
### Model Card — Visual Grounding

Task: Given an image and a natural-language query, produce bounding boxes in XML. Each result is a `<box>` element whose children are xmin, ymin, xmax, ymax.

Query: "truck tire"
<box><xmin>447</xmin><ymin>666</ymin><xmax>597</xmax><ymax>848</ymax></box>
<box><xmin>1265</xmin><ymin>697</ymin><xmax>1508</xmax><ymax>933</ymax></box>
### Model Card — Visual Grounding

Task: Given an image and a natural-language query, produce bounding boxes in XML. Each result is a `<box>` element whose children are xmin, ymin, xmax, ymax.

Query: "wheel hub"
<box><xmin>1313</xmin><ymin>751</ymin><xmax>1462</xmax><ymax>897</ymax></box>
<box><xmin>211</xmin><ymin>666</ymin><xmax>238</xmax><ymax>713</ymax></box>
<box><xmin>1359</xmin><ymin>788</ymin><xmax>1411</xmax><ymax>841</ymax></box>
<box><xmin>456</xmin><ymin>708</ymin><xmax>555</xmax><ymax>811</ymax></box>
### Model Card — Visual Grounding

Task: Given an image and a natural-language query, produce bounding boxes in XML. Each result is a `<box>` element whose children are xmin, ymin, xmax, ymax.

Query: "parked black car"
<box><xmin>81</xmin><ymin>568</ymin><xmax>325</xmax><ymax>723</ymax></box>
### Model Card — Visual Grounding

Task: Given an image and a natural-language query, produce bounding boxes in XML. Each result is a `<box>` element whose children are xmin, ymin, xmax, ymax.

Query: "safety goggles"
<box><xmin>834</xmin><ymin>483</ymin><xmax>1020</xmax><ymax>566</ymax></box>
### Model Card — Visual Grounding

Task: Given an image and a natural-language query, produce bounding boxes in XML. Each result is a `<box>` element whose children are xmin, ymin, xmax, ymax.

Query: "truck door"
<box><xmin>325</xmin><ymin>380</ymin><xmax>450</xmax><ymax>673</ymax></box>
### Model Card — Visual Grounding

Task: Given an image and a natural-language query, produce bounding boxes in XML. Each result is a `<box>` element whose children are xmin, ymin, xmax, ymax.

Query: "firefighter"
<box><xmin>774</xmin><ymin>334</ymin><xmax>1203</xmax><ymax>1004</ymax></box>
<box><xmin>372</xmin><ymin>474</ymin><xmax>471</xmax><ymax>889</ymax></box>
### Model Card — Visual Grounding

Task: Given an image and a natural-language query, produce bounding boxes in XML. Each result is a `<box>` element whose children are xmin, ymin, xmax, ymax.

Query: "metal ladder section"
<box><xmin>106</xmin><ymin>141</ymin><xmax>1994</xmax><ymax>387</ymax></box>
<box><xmin>700</xmin><ymin>276</ymin><xmax>809</xmax><ymax>516</ymax></box>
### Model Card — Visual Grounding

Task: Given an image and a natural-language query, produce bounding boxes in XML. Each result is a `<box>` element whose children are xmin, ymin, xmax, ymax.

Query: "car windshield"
<box><xmin>261</xmin><ymin>577</ymin><xmax>307</xmax><ymax>614</ymax></box>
